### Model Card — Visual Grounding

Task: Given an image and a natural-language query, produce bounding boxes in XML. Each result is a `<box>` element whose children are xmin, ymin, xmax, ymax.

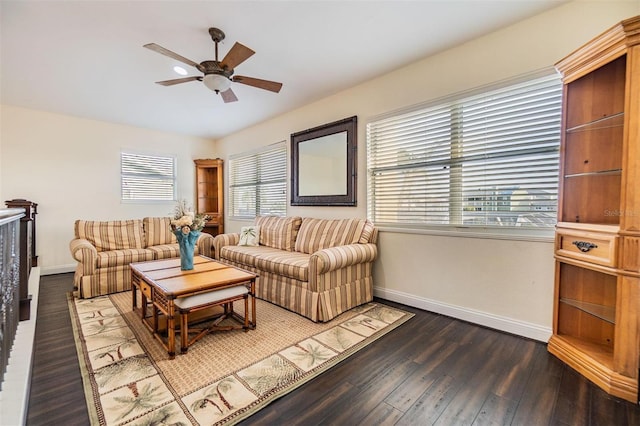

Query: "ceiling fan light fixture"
<box><xmin>203</xmin><ymin>74</ymin><xmax>231</xmax><ymax>92</ymax></box>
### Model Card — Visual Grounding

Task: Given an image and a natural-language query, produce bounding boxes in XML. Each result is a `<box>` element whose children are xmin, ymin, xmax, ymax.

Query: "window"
<box><xmin>229</xmin><ymin>142</ymin><xmax>287</xmax><ymax>218</ymax></box>
<box><xmin>121</xmin><ymin>152</ymin><xmax>176</xmax><ymax>201</ymax></box>
<box><xmin>367</xmin><ymin>73</ymin><xmax>562</xmax><ymax>232</ymax></box>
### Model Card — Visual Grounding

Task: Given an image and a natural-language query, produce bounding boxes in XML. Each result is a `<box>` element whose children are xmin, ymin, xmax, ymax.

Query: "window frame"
<box><xmin>120</xmin><ymin>151</ymin><xmax>177</xmax><ymax>203</ymax></box>
<box><xmin>366</xmin><ymin>70</ymin><xmax>562</xmax><ymax>241</ymax></box>
<box><xmin>228</xmin><ymin>141</ymin><xmax>288</xmax><ymax>220</ymax></box>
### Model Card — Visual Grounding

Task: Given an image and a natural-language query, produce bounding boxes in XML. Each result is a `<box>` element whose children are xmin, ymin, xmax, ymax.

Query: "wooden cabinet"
<box><xmin>548</xmin><ymin>16</ymin><xmax>640</xmax><ymax>403</ymax></box>
<box><xmin>194</xmin><ymin>159</ymin><xmax>224</xmax><ymax>237</ymax></box>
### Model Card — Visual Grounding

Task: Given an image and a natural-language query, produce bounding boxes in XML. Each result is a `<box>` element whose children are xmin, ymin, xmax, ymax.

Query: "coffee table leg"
<box><xmin>131</xmin><ymin>279</ymin><xmax>137</xmax><ymax>312</ymax></box>
<box><xmin>243</xmin><ymin>294</ymin><xmax>249</xmax><ymax>329</ymax></box>
<box><xmin>180</xmin><ymin>310</ymin><xmax>188</xmax><ymax>354</ymax></box>
<box><xmin>251</xmin><ymin>279</ymin><xmax>256</xmax><ymax>328</ymax></box>
<box><xmin>167</xmin><ymin>301</ymin><xmax>176</xmax><ymax>358</ymax></box>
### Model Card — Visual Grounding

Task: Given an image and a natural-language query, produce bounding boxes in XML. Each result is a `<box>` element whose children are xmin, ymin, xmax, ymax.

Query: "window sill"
<box><xmin>376</xmin><ymin>225</ymin><xmax>555</xmax><ymax>243</ymax></box>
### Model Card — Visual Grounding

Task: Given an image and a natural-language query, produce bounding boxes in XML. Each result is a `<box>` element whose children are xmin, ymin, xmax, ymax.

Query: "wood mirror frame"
<box><xmin>291</xmin><ymin>116</ymin><xmax>357</xmax><ymax>206</ymax></box>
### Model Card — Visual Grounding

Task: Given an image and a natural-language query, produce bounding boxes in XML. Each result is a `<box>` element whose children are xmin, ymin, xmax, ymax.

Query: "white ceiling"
<box><xmin>1</xmin><ymin>0</ymin><xmax>567</xmax><ymax>140</ymax></box>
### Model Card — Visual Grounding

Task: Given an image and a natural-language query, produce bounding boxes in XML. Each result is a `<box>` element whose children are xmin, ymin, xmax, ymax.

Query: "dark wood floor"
<box><xmin>27</xmin><ymin>273</ymin><xmax>640</xmax><ymax>426</ymax></box>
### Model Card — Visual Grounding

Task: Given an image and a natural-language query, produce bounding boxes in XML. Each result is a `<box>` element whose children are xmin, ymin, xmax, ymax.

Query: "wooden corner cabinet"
<box><xmin>194</xmin><ymin>159</ymin><xmax>224</xmax><ymax>237</ymax></box>
<box><xmin>548</xmin><ymin>16</ymin><xmax>640</xmax><ymax>403</ymax></box>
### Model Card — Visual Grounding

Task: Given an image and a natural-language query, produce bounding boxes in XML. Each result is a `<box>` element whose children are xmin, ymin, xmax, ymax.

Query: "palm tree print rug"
<box><xmin>68</xmin><ymin>291</ymin><xmax>413</xmax><ymax>425</ymax></box>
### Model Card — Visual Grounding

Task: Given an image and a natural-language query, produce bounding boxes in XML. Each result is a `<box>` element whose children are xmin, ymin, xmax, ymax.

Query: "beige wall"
<box><xmin>0</xmin><ymin>105</ymin><xmax>215</xmax><ymax>273</ymax></box>
<box><xmin>215</xmin><ymin>1</ymin><xmax>640</xmax><ymax>340</ymax></box>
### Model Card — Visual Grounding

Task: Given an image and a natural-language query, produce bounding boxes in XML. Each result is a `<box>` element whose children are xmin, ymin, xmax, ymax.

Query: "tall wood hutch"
<box><xmin>194</xmin><ymin>159</ymin><xmax>224</xmax><ymax>237</ymax></box>
<box><xmin>548</xmin><ymin>16</ymin><xmax>640</xmax><ymax>403</ymax></box>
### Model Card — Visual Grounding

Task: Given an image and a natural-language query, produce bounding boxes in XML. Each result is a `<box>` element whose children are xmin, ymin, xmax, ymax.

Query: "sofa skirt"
<box><xmin>221</xmin><ymin>259</ymin><xmax>373</xmax><ymax>322</ymax></box>
<box><xmin>75</xmin><ymin>263</ymin><xmax>133</xmax><ymax>298</ymax></box>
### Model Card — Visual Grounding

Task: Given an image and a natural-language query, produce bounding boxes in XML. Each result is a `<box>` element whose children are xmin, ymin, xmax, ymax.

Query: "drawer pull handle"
<box><xmin>572</xmin><ymin>241</ymin><xmax>598</xmax><ymax>252</ymax></box>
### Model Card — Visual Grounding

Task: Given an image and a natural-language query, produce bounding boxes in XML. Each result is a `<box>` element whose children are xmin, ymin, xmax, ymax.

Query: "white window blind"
<box><xmin>121</xmin><ymin>152</ymin><xmax>176</xmax><ymax>201</ymax></box>
<box><xmin>229</xmin><ymin>142</ymin><xmax>287</xmax><ymax>218</ymax></box>
<box><xmin>367</xmin><ymin>74</ymin><xmax>562</xmax><ymax>230</ymax></box>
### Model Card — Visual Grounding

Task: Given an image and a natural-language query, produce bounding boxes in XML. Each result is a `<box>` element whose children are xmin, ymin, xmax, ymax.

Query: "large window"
<box><xmin>229</xmin><ymin>142</ymin><xmax>287</xmax><ymax>219</ymax></box>
<box><xmin>367</xmin><ymin>73</ymin><xmax>562</xmax><ymax>232</ymax></box>
<box><xmin>121</xmin><ymin>152</ymin><xmax>176</xmax><ymax>201</ymax></box>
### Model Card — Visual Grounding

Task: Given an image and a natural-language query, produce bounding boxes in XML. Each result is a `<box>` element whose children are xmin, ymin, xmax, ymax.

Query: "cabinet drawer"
<box><xmin>140</xmin><ymin>281</ymin><xmax>153</xmax><ymax>299</ymax></box>
<box><xmin>556</xmin><ymin>229</ymin><xmax>617</xmax><ymax>267</ymax></box>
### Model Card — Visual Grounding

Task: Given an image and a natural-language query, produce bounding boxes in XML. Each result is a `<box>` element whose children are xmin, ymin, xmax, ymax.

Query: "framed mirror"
<box><xmin>291</xmin><ymin>116</ymin><xmax>357</xmax><ymax>206</ymax></box>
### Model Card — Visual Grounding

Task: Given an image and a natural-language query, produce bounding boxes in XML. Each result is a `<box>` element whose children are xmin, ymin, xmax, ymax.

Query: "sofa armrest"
<box><xmin>196</xmin><ymin>232</ymin><xmax>215</xmax><ymax>258</ymax></box>
<box><xmin>212</xmin><ymin>233</ymin><xmax>240</xmax><ymax>260</ymax></box>
<box><xmin>309</xmin><ymin>243</ymin><xmax>378</xmax><ymax>275</ymax></box>
<box><xmin>69</xmin><ymin>238</ymin><xmax>98</xmax><ymax>275</ymax></box>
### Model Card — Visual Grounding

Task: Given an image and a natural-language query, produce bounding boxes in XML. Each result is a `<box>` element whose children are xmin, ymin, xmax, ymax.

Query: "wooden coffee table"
<box><xmin>130</xmin><ymin>255</ymin><xmax>257</xmax><ymax>358</ymax></box>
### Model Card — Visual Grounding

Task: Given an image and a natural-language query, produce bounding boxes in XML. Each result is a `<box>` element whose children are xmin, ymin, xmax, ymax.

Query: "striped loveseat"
<box><xmin>70</xmin><ymin>217</ymin><xmax>214</xmax><ymax>298</ymax></box>
<box><xmin>212</xmin><ymin>216</ymin><xmax>378</xmax><ymax>322</ymax></box>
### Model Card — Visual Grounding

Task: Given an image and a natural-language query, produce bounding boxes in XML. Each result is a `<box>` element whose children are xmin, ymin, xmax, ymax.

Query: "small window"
<box><xmin>367</xmin><ymin>73</ymin><xmax>562</xmax><ymax>233</ymax></box>
<box><xmin>229</xmin><ymin>142</ymin><xmax>287</xmax><ymax>219</ymax></box>
<box><xmin>121</xmin><ymin>152</ymin><xmax>176</xmax><ymax>201</ymax></box>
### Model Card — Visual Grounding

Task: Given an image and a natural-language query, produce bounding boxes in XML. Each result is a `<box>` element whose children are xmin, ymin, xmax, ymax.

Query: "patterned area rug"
<box><xmin>68</xmin><ymin>291</ymin><xmax>414</xmax><ymax>425</ymax></box>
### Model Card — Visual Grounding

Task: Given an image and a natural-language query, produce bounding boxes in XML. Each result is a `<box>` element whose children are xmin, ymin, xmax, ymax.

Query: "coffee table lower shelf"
<box><xmin>133</xmin><ymin>299</ymin><xmax>253</xmax><ymax>355</ymax></box>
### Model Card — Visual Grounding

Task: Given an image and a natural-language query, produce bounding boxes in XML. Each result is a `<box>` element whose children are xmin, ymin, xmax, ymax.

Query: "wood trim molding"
<box><xmin>556</xmin><ymin>15</ymin><xmax>640</xmax><ymax>83</ymax></box>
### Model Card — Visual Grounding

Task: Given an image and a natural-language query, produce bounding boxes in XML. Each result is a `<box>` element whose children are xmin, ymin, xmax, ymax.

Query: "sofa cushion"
<box><xmin>143</xmin><ymin>217</ymin><xmax>177</xmax><ymax>247</ymax></box>
<box><xmin>255</xmin><ymin>216</ymin><xmax>302</xmax><ymax>251</ymax></box>
<box><xmin>147</xmin><ymin>244</ymin><xmax>179</xmax><ymax>260</ymax></box>
<box><xmin>294</xmin><ymin>218</ymin><xmax>367</xmax><ymax>254</ymax></box>
<box><xmin>96</xmin><ymin>248</ymin><xmax>155</xmax><ymax>269</ymax></box>
<box><xmin>146</xmin><ymin>243</ymin><xmax>201</xmax><ymax>260</ymax></box>
<box><xmin>75</xmin><ymin>219</ymin><xmax>145</xmax><ymax>252</ymax></box>
<box><xmin>220</xmin><ymin>245</ymin><xmax>309</xmax><ymax>281</ymax></box>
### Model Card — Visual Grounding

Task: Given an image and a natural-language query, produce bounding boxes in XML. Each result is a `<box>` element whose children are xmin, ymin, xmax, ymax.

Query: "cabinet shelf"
<box><xmin>552</xmin><ymin>334</ymin><xmax>614</xmax><ymax>369</ymax></box>
<box><xmin>564</xmin><ymin>120</ymin><xmax>623</xmax><ymax>176</ymax></box>
<box><xmin>560</xmin><ymin>298</ymin><xmax>615</xmax><ymax>324</ymax></box>
<box><xmin>564</xmin><ymin>169</ymin><xmax>621</xmax><ymax>178</ymax></box>
<box><xmin>566</xmin><ymin>112</ymin><xmax>624</xmax><ymax>133</ymax></box>
<box><xmin>561</xmin><ymin>173</ymin><xmax>621</xmax><ymax>224</ymax></box>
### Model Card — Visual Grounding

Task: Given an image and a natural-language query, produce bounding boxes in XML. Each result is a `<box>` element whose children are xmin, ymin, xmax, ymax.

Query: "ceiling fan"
<box><xmin>144</xmin><ymin>27</ymin><xmax>283</xmax><ymax>103</ymax></box>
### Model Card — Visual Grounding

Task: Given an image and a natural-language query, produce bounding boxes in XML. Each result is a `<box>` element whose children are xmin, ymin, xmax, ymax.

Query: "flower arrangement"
<box><xmin>170</xmin><ymin>199</ymin><xmax>210</xmax><ymax>235</ymax></box>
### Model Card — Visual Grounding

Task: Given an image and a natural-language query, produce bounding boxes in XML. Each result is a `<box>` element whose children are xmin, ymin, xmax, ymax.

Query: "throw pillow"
<box><xmin>255</xmin><ymin>216</ymin><xmax>302</xmax><ymax>251</ymax></box>
<box><xmin>238</xmin><ymin>226</ymin><xmax>260</xmax><ymax>246</ymax></box>
<box><xmin>294</xmin><ymin>218</ymin><xmax>365</xmax><ymax>254</ymax></box>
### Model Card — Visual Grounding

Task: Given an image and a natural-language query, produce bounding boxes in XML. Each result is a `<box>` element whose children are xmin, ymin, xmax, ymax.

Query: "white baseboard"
<box><xmin>0</xmin><ymin>267</ymin><xmax>41</xmax><ymax>426</ymax></box>
<box><xmin>41</xmin><ymin>264</ymin><xmax>75</xmax><ymax>275</ymax></box>
<box><xmin>374</xmin><ymin>286</ymin><xmax>552</xmax><ymax>342</ymax></box>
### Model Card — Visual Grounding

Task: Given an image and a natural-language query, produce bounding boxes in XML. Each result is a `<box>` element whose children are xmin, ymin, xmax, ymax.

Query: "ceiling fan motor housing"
<box><xmin>200</xmin><ymin>60</ymin><xmax>234</xmax><ymax>78</ymax></box>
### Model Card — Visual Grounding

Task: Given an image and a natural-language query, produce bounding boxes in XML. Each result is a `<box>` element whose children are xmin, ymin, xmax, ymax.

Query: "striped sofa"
<box><xmin>212</xmin><ymin>216</ymin><xmax>378</xmax><ymax>322</ymax></box>
<box><xmin>70</xmin><ymin>217</ymin><xmax>214</xmax><ymax>298</ymax></box>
